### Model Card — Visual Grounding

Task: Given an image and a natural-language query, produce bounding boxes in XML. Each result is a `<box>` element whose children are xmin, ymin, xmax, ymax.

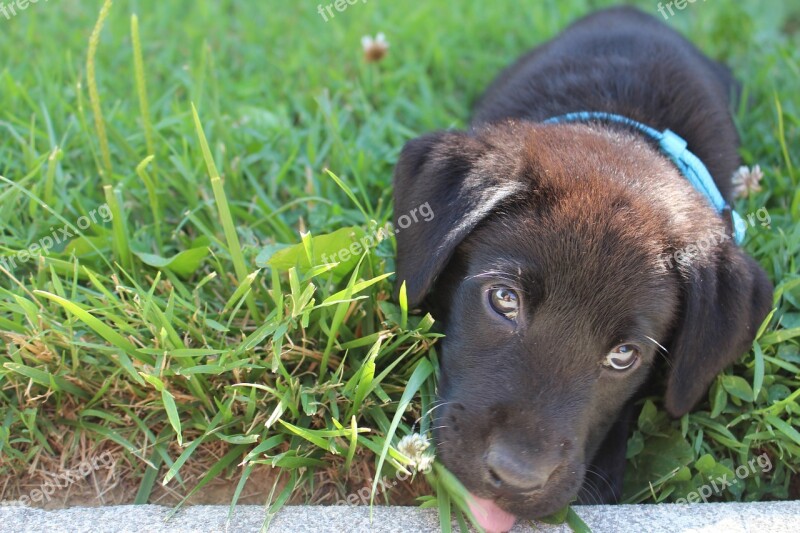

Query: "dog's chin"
<box><xmin>501</xmin><ymin>492</ymin><xmax>576</xmax><ymax>520</ymax></box>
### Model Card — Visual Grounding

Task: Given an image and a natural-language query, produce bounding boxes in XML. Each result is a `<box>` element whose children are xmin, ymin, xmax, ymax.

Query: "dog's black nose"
<box><xmin>486</xmin><ymin>441</ymin><xmax>559</xmax><ymax>492</ymax></box>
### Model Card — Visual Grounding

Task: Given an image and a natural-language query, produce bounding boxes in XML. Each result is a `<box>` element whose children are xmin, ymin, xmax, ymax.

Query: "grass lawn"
<box><xmin>1</xmin><ymin>0</ymin><xmax>799</xmax><ymax>529</ymax></box>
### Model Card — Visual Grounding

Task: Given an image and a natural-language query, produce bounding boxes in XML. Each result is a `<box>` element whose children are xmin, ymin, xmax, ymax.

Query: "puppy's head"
<box><xmin>393</xmin><ymin>122</ymin><xmax>772</xmax><ymax>520</ymax></box>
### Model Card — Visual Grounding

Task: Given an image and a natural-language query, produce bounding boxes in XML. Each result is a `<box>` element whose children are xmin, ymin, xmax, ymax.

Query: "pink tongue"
<box><xmin>467</xmin><ymin>493</ymin><xmax>517</xmax><ymax>533</ymax></box>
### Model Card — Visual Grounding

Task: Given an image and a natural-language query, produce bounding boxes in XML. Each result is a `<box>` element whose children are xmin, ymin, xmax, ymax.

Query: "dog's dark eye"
<box><xmin>489</xmin><ymin>287</ymin><xmax>519</xmax><ymax>319</ymax></box>
<box><xmin>604</xmin><ymin>344</ymin><xmax>640</xmax><ymax>371</ymax></box>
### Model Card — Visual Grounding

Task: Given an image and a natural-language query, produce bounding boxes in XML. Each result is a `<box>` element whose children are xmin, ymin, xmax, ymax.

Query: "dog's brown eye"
<box><xmin>489</xmin><ymin>288</ymin><xmax>519</xmax><ymax>319</ymax></box>
<box><xmin>605</xmin><ymin>344</ymin><xmax>640</xmax><ymax>371</ymax></box>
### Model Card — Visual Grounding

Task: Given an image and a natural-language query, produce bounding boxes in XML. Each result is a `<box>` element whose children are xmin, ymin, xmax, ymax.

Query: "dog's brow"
<box><xmin>466</xmin><ymin>269</ymin><xmax>522</xmax><ymax>283</ymax></box>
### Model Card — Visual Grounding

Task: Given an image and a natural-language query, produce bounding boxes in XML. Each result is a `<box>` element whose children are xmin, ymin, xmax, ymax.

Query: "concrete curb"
<box><xmin>1</xmin><ymin>501</ymin><xmax>798</xmax><ymax>532</ymax></box>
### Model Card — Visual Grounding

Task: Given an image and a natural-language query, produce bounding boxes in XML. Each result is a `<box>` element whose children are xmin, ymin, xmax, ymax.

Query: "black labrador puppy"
<box><xmin>392</xmin><ymin>6</ymin><xmax>772</xmax><ymax>531</ymax></box>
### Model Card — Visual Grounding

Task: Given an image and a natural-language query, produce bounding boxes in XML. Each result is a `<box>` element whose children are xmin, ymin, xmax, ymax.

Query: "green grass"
<box><xmin>0</xmin><ymin>0</ymin><xmax>798</xmax><ymax>529</ymax></box>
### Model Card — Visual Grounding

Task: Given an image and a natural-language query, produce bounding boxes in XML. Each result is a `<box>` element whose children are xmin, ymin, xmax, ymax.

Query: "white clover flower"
<box><xmin>397</xmin><ymin>433</ymin><xmax>434</xmax><ymax>472</ymax></box>
<box><xmin>731</xmin><ymin>164</ymin><xmax>764</xmax><ymax>198</ymax></box>
<box><xmin>361</xmin><ymin>32</ymin><xmax>389</xmax><ymax>63</ymax></box>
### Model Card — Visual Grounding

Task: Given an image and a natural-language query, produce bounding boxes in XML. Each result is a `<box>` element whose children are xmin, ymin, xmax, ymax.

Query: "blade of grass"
<box><xmin>33</xmin><ymin>290</ymin><xmax>151</xmax><ymax>384</ymax></box>
<box><xmin>103</xmin><ymin>184</ymin><xmax>133</xmax><ymax>272</ymax></box>
<box><xmin>370</xmin><ymin>358</ymin><xmax>433</xmax><ymax>507</ymax></box>
<box><xmin>86</xmin><ymin>0</ymin><xmax>114</xmax><ymax>184</ymax></box>
<box><xmin>191</xmin><ymin>103</ymin><xmax>259</xmax><ymax>320</ymax></box>
<box><xmin>134</xmin><ymin>446</ymin><xmax>164</xmax><ymax>504</ymax></box>
<box><xmin>135</xmin><ymin>155</ymin><xmax>162</xmax><ymax>251</ymax></box>
<box><xmin>131</xmin><ymin>14</ymin><xmax>155</xmax><ymax>158</ymax></box>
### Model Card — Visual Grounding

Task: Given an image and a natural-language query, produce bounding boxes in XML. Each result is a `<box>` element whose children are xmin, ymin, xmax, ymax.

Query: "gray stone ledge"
<box><xmin>1</xmin><ymin>501</ymin><xmax>798</xmax><ymax>532</ymax></box>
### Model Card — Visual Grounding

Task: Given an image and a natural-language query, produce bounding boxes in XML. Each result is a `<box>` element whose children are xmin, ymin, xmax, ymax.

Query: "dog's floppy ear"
<box><xmin>393</xmin><ymin>130</ymin><xmax>524</xmax><ymax>308</ymax></box>
<box><xmin>664</xmin><ymin>242</ymin><xmax>773</xmax><ymax>416</ymax></box>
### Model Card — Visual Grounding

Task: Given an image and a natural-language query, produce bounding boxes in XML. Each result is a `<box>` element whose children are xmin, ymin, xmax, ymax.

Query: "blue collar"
<box><xmin>543</xmin><ymin>111</ymin><xmax>745</xmax><ymax>244</ymax></box>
